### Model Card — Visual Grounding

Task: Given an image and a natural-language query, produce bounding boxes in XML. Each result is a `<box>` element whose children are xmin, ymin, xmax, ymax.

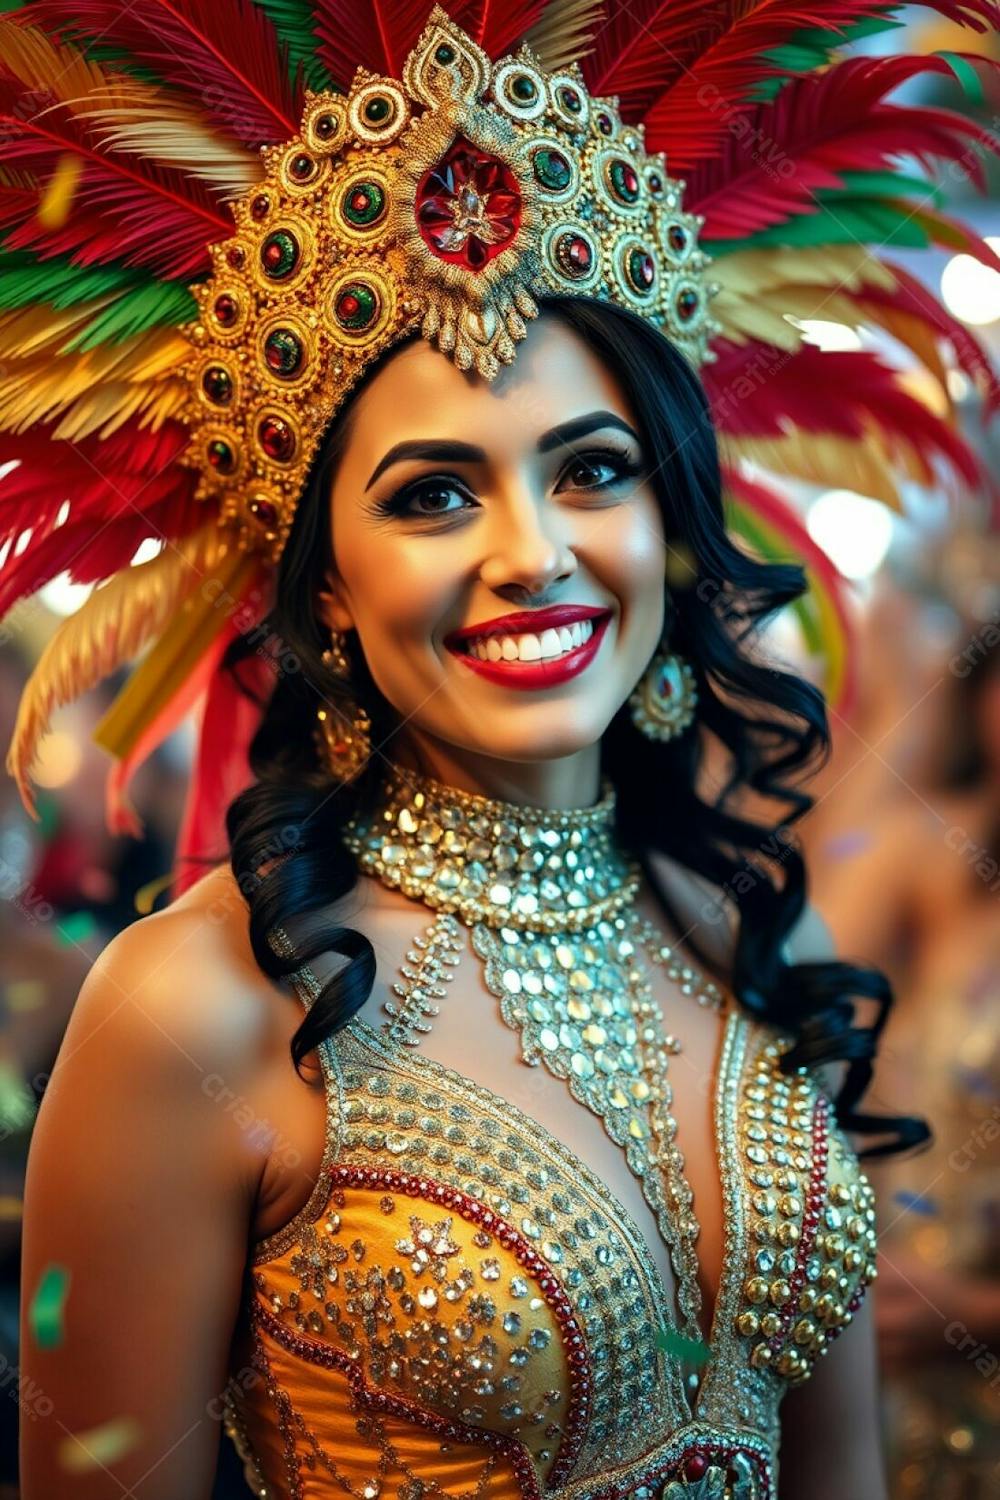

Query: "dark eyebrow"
<box><xmin>364</xmin><ymin>410</ymin><xmax>641</xmax><ymax>491</ymax></box>
<box><xmin>365</xmin><ymin>440</ymin><xmax>486</xmax><ymax>491</ymax></box>
<box><xmin>536</xmin><ymin>410</ymin><xmax>641</xmax><ymax>453</ymax></box>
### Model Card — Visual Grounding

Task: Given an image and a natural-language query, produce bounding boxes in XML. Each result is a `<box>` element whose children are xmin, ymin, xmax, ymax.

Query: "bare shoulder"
<box><xmin>58</xmin><ymin>863</ymin><xmax>287</xmax><ymax>1089</ymax></box>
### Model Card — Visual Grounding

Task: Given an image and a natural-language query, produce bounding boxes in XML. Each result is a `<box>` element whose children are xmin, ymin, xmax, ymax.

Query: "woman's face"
<box><xmin>319</xmin><ymin>312</ymin><xmax>667</xmax><ymax>769</ymax></box>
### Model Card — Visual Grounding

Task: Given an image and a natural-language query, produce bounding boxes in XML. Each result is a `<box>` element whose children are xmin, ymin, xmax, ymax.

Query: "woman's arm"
<box><xmin>777</xmin><ymin>1293</ymin><xmax>889</xmax><ymax>1500</ymax></box>
<box><xmin>19</xmin><ymin>909</ymin><xmax>272</xmax><ymax>1499</ymax></box>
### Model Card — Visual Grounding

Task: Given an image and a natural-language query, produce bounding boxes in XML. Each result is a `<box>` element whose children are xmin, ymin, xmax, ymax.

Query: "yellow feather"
<box><xmin>0</xmin><ymin>18</ymin><xmax>259</xmax><ymax>200</ymax></box>
<box><xmin>5</xmin><ymin>521</ymin><xmax>228</xmax><ymax>818</ymax></box>
<box><xmin>50</xmin><ymin>377</ymin><xmax>187</xmax><ymax>440</ymax></box>
<box><xmin>721</xmin><ymin>432</ymin><xmax>904</xmax><ymax>507</ymax></box>
<box><xmin>72</xmin><ymin>85</ymin><xmax>261</xmax><ymax>201</ymax></box>
<box><xmin>523</xmin><ymin>0</ymin><xmax>606</xmax><ymax>70</ymax></box>
<box><xmin>0</xmin><ymin>329</ymin><xmax>191</xmax><ymax>436</ymax></box>
<box><xmin>0</xmin><ymin>299</ymin><xmax>119</xmax><ymax>358</ymax></box>
<box><xmin>713</xmin><ymin>247</ymin><xmax>897</xmax><ymax>345</ymax></box>
<box><xmin>0</xmin><ymin>18</ymin><xmax>133</xmax><ymax>110</ymax></box>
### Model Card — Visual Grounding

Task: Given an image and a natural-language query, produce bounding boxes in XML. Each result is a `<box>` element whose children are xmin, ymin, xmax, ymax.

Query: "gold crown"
<box><xmin>178</xmin><ymin>5</ymin><xmax>720</xmax><ymax>563</ymax></box>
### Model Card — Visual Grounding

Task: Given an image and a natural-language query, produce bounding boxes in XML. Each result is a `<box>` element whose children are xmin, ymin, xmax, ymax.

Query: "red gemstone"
<box><xmin>214</xmin><ymin>293</ymin><xmax>238</xmax><ymax>327</ymax></box>
<box><xmin>250</xmin><ymin>498</ymin><xmax>278</xmax><ymax>528</ymax></box>
<box><xmin>555</xmin><ymin>232</ymin><xmax>592</xmax><ymax>278</ymax></box>
<box><xmin>414</xmin><ymin>133</ymin><xmax>522</xmax><ymax>271</ymax></box>
<box><xmin>259</xmin><ymin>415</ymin><xmax>295</xmax><ymax>462</ymax></box>
<box><xmin>226</xmin><ymin>246</ymin><xmax>246</xmax><ymax>269</ymax></box>
<box><xmin>685</xmin><ymin>1453</ymin><xmax>709</xmax><ymax>1480</ymax></box>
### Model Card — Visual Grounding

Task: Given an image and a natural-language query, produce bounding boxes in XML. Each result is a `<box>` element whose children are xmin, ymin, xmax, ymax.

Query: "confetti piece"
<box><xmin>28</xmin><ymin>1263</ymin><xmax>70</xmax><ymax>1350</ymax></box>
<box><xmin>134</xmin><ymin>871</ymin><xmax>175</xmax><ymax>916</ymax></box>
<box><xmin>0</xmin><ymin>1060</ymin><xmax>36</xmax><ymax>1131</ymax></box>
<box><xmin>37</xmin><ymin>154</ymin><xmax>82</xmax><ymax>230</ymax></box>
<box><xmin>0</xmin><ymin>1196</ymin><xmax>22</xmax><ymax>1221</ymax></box>
<box><xmin>655</xmin><ymin>1325</ymin><xmax>712</xmax><ymax>1365</ymax></box>
<box><xmin>59</xmin><ymin>1416</ymin><xmax>142</xmax><ymax>1473</ymax></box>
<box><xmin>893</xmin><ymin>1190</ymin><xmax>940</xmax><ymax>1217</ymax></box>
<box><xmin>4</xmin><ymin>980</ymin><xmax>49</xmax><ymax>1013</ymax></box>
<box><xmin>56</xmin><ymin>911</ymin><xmax>97</xmax><ymax>946</ymax></box>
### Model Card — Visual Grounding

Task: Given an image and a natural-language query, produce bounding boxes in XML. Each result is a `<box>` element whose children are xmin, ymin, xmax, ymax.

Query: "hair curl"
<box><xmin>218</xmin><ymin>295</ymin><xmax>928</xmax><ymax>1159</ymax></box>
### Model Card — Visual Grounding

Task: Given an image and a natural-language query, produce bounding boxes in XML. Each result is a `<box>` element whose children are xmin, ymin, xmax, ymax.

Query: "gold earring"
<box><xmin>315</xmin><ymin>629</ymin><xmax>372</xmax><ymax>782</ymax></box>
<box><xmin>629</xmin><ymin>640</ymin><xmax>698</xmax><ymax>741</ymax></box>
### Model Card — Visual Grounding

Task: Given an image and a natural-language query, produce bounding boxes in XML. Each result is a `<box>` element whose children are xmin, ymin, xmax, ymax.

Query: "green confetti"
<box><xmin>56</xmin><ymin>911</ymin><xmax>97</xmax><ymax>946</ymax></box>
<box><xmin>655</xmin><ymin>1325</ymin><xmax>712</xmax><ymax>1365</ymax></box>
<box><xmin>0</xmin><ymin>1060</ymin><xmax>36</xmax><ymax>1131</ymax></box>
<box><xmin>29</xmin><ymin>1263</ymin><xmax>71</xmax><ymax>1350</ymax></box>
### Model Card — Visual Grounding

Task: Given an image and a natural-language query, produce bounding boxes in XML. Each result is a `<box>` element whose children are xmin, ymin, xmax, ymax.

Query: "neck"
<box><xmin>387</xmin><ymin>731</ymin><xmax>603</xmax><ymax>811</ymax></box>
<box><xmin>344</xmin><ymin>753</ymin><xmax>638</xmax><ymax>932</ymax></box>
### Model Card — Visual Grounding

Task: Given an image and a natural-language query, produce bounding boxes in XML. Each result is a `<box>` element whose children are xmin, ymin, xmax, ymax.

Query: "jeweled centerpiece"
<box><xmin>415</xmin><ymin>134</ymin><xmax>522</xmax><ymax>269</ymax></box>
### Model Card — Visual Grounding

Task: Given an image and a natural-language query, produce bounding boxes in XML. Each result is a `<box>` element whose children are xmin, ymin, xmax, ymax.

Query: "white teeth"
<box><xmin>462</xmin><ymin>617</ymin><xmax>600</xmax><ymax>663</ymax></box>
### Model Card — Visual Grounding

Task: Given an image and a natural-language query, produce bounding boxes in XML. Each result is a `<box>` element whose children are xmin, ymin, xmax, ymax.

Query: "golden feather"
<box><xmin>5</xmin><ymin>521</ymin><xmax>230</xmax><ymax>817</ymax></box>
<box><xmin>523</xmin><ymin>0</ymin><xmax>606</xmax><ymax>71</ymax></box>
<box><xmin>0</xmin><ymin>329</ymin><xmax>191</xmax><ymax>436</ymax></box>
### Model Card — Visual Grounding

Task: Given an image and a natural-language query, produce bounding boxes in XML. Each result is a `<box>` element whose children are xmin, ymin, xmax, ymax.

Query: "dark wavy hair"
<box><xmin>219</xmin><ymin>294</ymin><xmax>928</xmax><ymax>1159</ymax></box>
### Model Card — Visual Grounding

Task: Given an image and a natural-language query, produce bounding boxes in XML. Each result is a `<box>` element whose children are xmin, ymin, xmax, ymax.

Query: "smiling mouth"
<box><xmin>453</xmin><ymin>617</ymin><xmax>598</xmax><ymax>664</ymax></box>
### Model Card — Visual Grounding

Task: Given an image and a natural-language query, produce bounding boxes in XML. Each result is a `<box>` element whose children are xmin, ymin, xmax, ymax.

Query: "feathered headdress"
<box><xmin>0</xmin><ymin>0</ymin><xmax>996</xmax><ymax>891</ymax></box>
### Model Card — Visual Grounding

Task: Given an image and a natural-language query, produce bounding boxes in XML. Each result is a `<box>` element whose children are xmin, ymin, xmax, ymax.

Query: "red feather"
<box><xmin>310</xmin><ymin>0</ymin><xmax>438</xmax><ymax>84</ymax></box>
<box><xmin>0</xmin><ymin>420</ymin><xmax>192</xmax><ymax>548</ymax></box>
<box><xmin>14</xmin><ymin>0</ymin><xmax>300</xmax><ymax>149</ymax></box>
<box><xmin>857</xmin><ymin>258</ymin><xmax>1000</xmax><ymax>418</ymax></box>
<box><xmin>705</xmin><ymin>339</ymin><xmax>984</xmax><ymax>488</ymax></box>
<box><xmin>0</xmin><ymin>77</ymin><xmax>231</xmax><ymax>277</ymax></box>
<box><xmin>0</xmin><ymin>485</ymin><xmax>205</xmax><ymax>617</ymax></box>
<box><xmin>311</xmin><ymin>0</ymin><xmax>549</xmax><ymax>88</ymax></box>
<box><xmin>449</xmin><ymin>0</ymin><xmax>550</xmax><ymax>59</ymax></box>
<box><xmin>723</xmin><ymin>463</ymin><xmax>859</xmax><ymax>716</ymax></box>
<box><xmin>584</xmin><ymin>0</ymin><xmax>999</xmax><ymax>129</ymax></box>
<box><xmin>683</xmin><ymin>54</ymin><xmax>1000</xmax><ymax>235</ymax></box>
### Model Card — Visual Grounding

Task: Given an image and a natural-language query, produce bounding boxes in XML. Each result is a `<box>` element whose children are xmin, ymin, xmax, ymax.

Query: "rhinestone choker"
<box><xmin>341</xmin><ymin>759</ymin><xmax>642</xmax><ymax>933</ymax></box>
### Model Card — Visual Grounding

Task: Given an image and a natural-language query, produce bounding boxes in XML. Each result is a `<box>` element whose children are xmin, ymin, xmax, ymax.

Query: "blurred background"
<box><xmin>0</xmin><ymin>9</ymin><xmax>997</xmax><ymax>1499</ymax></box>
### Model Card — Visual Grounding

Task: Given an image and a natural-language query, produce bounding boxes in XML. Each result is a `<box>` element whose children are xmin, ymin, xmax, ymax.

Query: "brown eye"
<box><xmin>375</xmin><ymin>477</ymin><xmax>476</xmax><ymax>519</ymax></box>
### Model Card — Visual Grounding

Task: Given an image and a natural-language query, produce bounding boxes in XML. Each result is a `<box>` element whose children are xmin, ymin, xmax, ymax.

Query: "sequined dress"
<box><xmin>223</xmin><ymin>946</ymin><xmax>878</xmax><ymax>1500</ymax></box>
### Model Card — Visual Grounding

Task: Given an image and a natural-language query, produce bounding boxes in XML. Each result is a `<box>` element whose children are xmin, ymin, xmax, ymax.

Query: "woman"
<box><xmin>4</xmin><ymin>4</ymin><xmax>993</xmax><ymax>1498</ymax></box>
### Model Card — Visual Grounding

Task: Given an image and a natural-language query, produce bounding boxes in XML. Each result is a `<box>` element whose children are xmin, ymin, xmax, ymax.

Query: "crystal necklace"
<box><xmin>341</xmin><ymin>760</ymin><xmax>726</xmax><ymax>1345</ymax></box>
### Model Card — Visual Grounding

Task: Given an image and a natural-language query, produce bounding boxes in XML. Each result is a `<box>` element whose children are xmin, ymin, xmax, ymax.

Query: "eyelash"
<box><xmin>371</xmin><ymin>445</ymin><xmax>643</xmax><ymax>520</ymax></box>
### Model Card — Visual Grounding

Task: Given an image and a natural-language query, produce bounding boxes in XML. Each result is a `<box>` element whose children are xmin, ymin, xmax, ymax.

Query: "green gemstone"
<box><xmin>363</xmin><ymin>95</ymin><xmax>391</xmax><ymax>124</ymax></box>
<box><xmin>434</xmin><ymin>43</ymin><xmax>455</xmax><ymax>64</ymax></box>
<box><xmin>342</xmin><ymin>181</ymin><xmax>385</xmax><ymax>227</ymax></box>
<box><xmin>533</xmin><ymin>148</ymin><xmax>571</xmax><ymax>192</ymax></box>
<box><xmin>510</xmin><ymin>74</ymin><xmax>537</xmax><ymax>102</ymax></box>
<box><xmin>609</xmin><ymin>158</ymin><xmax>640</xmax><ymax>203</ymax></box>
<box><xmin>335</xmin><ymin>282</ymin><xmax>378</xmax><ymax>331</ymax></box>
<box><xmin>260</xmin><ymin>229</ymin><xmax>299</xmax><ymax>280</ymax></box>
<box><xmin>264</xmin><ymin>328</ymin><xmax>303</xmax><ymax>376</ymax></box>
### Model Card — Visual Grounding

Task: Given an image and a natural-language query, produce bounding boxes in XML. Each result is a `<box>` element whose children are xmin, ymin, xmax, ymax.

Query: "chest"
<box><xmin>251</xmin><ymin>903</ymin><xmax>729</xmax><ymax>1345</ymax></box>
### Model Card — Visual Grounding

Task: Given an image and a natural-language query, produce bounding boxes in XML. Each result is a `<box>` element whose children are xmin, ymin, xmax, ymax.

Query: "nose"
<box><xmin>478</xmin><ymin>490</ymin><xmax>577</xmax><ymax>602</ymax></box>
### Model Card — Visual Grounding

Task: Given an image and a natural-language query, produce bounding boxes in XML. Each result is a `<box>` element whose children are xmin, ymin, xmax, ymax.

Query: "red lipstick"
<box><xmin>445</xmin><ymin>606</ymin><xmax>612</xmax><ymax>691</ymax></box>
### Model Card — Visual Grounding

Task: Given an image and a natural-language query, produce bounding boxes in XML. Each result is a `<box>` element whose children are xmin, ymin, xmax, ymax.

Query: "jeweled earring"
<box><xmin>314</xmin><ymin>628</ymin><xmax>372</xmax><ymax>782</ymax></box>
<box><xmin>629</xmin><ymin>639</ymin><xmax>698</xmax><ymax>741</ymax></box>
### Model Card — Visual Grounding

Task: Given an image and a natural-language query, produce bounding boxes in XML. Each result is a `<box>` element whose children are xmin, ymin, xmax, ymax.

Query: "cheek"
<box><xmin>579</xmin><ymin>493</ymin><xmax>665</xmax><ymax>605</ymax></box>
<box><xmin>336</xmin><ymin>526</ymin><xmax>462</xmax><ymax>645</ymax></box>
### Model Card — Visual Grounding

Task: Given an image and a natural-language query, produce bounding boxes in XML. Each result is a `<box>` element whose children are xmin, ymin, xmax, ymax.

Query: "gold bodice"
<box><xmin>225</xmin><ymin>980</ymin><xmax>877</xmax><ymax>1499</ymax></box>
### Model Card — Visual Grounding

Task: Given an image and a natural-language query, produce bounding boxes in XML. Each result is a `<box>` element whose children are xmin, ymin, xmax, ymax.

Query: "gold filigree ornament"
<box><xmin>178</xmin><ymin>4</ymin><xmax>720</xmax><ymax>563</ymax></box>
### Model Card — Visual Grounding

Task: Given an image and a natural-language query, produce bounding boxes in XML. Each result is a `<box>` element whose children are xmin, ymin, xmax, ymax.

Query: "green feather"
<box><xmin>0</xmin><ymin>246</ymin><xmax>198</xmax><ymax>348</ymax></box>
<box><xmin>751</xmin><ymin>15</ymin><xmax>904</xmax><ymax>102</ymax></box>
<box><xmin>933</xmin><ymin>50</ymin><xmax>986</xmax><ymax>107</ymax></box>
<box><xmin>706</xmin><ymin>198</ymin><xmax>935</xmax><ymax>256</ymax></box>
<box><xmin>250</xmin><ymin>0</ymin><xmax>336</xmax><ymax>93</ymax></box>
<box><xmin>725</xmin><ymin>502</ymin><xmax>823</xmax><ymax>657</ymax></box>
<box><xmin>705</xmin><ymin>172</ymin><xmax>944</xmax><ymax>257</ymax></box>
